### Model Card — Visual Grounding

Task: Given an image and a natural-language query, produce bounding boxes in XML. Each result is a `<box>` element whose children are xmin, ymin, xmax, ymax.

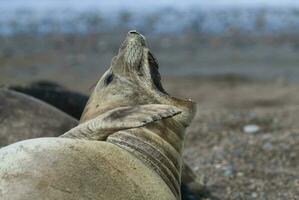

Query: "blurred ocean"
<box><xmin>2</xmin><ymin>0</ymin><xmax>299</xmax><ymax>10</ymax></box>
<box><xmin>1</xmin><ymin>0</ymin><xmax>299</xmax><ymax>35</ymax></box>
<box><xmin>1</xmin><ymin>0</ymin><xmax>299</xmax><ymax>84</ymax></box>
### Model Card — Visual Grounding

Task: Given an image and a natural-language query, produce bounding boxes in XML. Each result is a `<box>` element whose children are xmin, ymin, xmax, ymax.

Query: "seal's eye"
<box><xmin>104</xmin><ymin>73</ymin><xmax>114</xmax><ymax>85</ymax></box>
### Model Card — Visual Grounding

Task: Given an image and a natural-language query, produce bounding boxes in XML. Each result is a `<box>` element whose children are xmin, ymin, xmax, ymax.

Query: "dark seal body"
<box><xmin>0</xmin><ymin>89</ymin><xmax>77</xmax><ymax>147</ymax></box>
<box><xmin>10</xmin><ymin>81</ymin><xmax>88</xmax><ymax>119</ymax></box>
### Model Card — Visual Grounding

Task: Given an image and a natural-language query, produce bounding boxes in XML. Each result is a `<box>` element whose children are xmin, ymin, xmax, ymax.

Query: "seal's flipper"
<box><xmin>182</xmin><ymin>162</ymin><xmax>209</xmax><ymax>199</ymax></box>
<box><xmin>61</xmin><ymin>104</ymin><xmax>181</xmax><ymax>140</ymax></box>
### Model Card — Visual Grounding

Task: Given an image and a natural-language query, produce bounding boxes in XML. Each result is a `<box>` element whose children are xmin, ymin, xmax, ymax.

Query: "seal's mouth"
<box><xmin>124</xmin><ymin>30</ymin><xmax>146</xmax><ymax>45</ymax></box>
<box><xmin>80</xmin><ymin>30</ymin><xmax>196</xmax><ymax>125</ymax></box>
<box><xmin>112</xmin><ymin>30</ymin><xmax>167</xmax><ymax>94</ymax></box>
<box><xmin>116</xmin><ymin>30</ymin><xmax>146</xmax><ymax>71</ymax></box>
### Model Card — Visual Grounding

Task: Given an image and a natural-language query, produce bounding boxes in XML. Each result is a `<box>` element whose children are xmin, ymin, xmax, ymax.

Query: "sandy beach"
<box><xmin>0</xmin><ymin>31</ymin><xmax>299</xmax><ymax>199</ymax></box>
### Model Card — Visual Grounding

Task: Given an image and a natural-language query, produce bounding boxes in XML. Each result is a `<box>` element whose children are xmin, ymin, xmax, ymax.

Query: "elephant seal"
<box><xmin>8</xmin><ymin>81</ymin><xmax>204</xmax><ymax>200</ymax></box>
<box><xmin>0</xmin><ymin>31</ymin><xmax>196</xmax><ymax>200</ymax></box>
<box><xmin>10</xmin><ymin>82</ymin><xmax>204</xmax><ymax>200</ymax></box>
<box><xmin>0</xmin><ymin>89</ymin><xmax>77</xmax><ymax>147</ymax></box>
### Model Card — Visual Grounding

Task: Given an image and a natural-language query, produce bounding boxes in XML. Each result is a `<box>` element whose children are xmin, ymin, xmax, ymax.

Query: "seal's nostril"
<box><xmin>129</xmin><ymin>30</ymin><xmax>139</xmax><ymax>35</ymax></box>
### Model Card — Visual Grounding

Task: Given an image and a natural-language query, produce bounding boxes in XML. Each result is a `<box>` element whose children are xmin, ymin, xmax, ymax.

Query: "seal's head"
<box><xmin>80</xmin><ymin>30</ymin><xmax>196</xmax><ymax>127</ymax></box>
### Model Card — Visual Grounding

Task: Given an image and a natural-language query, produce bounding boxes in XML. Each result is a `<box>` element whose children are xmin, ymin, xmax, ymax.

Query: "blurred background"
<box><xmin>0</xmin><ymin>1</ymin><xmax>298</xmax><ymax>199</ymax></box>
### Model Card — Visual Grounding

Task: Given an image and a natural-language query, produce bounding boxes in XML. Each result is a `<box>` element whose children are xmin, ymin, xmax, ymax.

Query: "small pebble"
<box><xmin>262</xmin><ymin>142</ymin><xmax>273</xmax><ymax>150</ymax></box>
<box><xmin>251</xmin><ymin>192</ymin><xmax>258</xmax><ymax>198</ymax></box>
<box><xmin>215</xmin><ymin>164</ymin><xmax>222</xmax><ymax>169</ymax></box>
<box><xmin>223</xmin><ymin>169</ymin><xmax>233</xmax><ymax>177</ymax></box>
<box><xmin>223</xmin><ymin>165</ymin><xmax>234</xmax><ymax>177</ymax></box>
<box><xmin>237</xmin><ymin>172</ymin><xmax>244</xmax><ymax>177</ymax></box>
<box><xmin>243</xmin><ymin>124</ymin><xmax>260</xmax><ymax>134</ymax></box>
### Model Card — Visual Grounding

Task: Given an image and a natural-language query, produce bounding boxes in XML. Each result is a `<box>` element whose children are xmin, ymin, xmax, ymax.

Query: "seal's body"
<box><xmin>4</xmin><ymin>83</ymin><xmax>201</xmax><ymax>200</ymax></box>
<box><xmin>0</xmin><ymin>138</ymin><xmax>175</xmax><ymax>200</ymax></box>
<box><xmin>0</xmin><ymin>31</ymin><xmax>196</xmax><ymax>200</ymax></box>
<box><xmin>0</xmin><ymin>89</ymin><xmax>77</xmax><ymax>147</ymax></box>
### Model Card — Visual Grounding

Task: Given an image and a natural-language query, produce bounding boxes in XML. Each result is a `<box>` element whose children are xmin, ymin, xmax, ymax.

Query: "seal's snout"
<box><xmin>128</xmin><ymin>30</ymin><xmax>139</xmax><ymax>34</ymax></box>
<box><xmin>128</xmin><ymin>30</ymin><xmax>145</xmax><ymax>39</ymax></box>
<box><xmin>126</xmin><ymin>30</ymin><xmax>146</xmax><ymax>45</ymax></box>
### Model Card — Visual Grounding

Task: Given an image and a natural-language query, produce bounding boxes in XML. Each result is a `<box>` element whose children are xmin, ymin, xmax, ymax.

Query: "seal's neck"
<box><xmin>106</xmin><ymin>117</ymin><xmax>186</xmax><ymax>200</ymax></box>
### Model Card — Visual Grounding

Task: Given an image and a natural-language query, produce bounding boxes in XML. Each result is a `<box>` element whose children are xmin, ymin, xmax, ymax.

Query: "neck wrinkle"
<box><xmin>106</xmin><ymin>119</ymin><xmax>185</xmax><ymax>200</ymax></box>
